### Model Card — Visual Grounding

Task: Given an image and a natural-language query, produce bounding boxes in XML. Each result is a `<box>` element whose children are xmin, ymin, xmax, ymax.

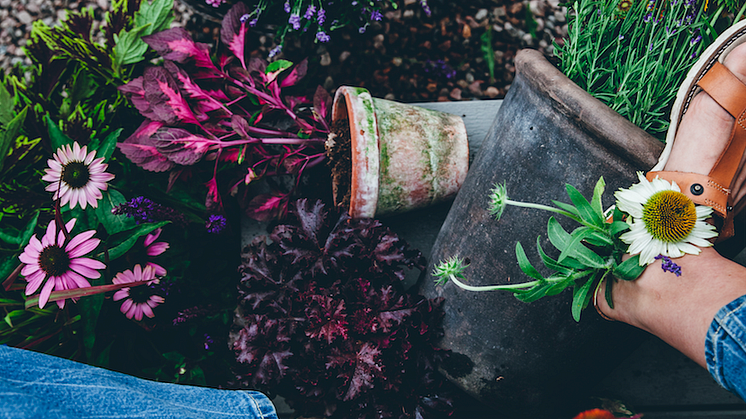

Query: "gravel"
<box><xmin>0</xmin><ymin>0</ymin><xmax>567</xmax><ymax>101</ymax></box>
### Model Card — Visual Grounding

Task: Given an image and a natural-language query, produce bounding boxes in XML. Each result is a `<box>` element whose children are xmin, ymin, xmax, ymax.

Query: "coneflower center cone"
<box><xmin>38</xmin><ymin>245</ymin><xmax>71</xmax><ymax>276</ymax></box>
<box><xmin>61</xmin><ymin>162</ymin><xmax>91</xmax><ymax>189</ymax></box>
<box><xmin>642</xmin><ymin>190</ymin><xmax>697</xmax><ymax>242</ymax></box>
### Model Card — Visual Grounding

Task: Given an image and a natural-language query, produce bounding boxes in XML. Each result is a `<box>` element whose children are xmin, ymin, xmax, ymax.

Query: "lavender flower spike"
<box><xmin>289</xmin><ymin>14</ymin><xmax>301</xmax><ymax>30</ymax></box>
<box><xmin>654</xmin><ymin>255</ymin><xmax>682</xmax><ymax>277</ymax></box>
<box><xmin>316</xmin><ymin>31</ymin><xmax>330</xmax><ymax>42</ymax></box>
<box><xmin>304</xmin><ymin>5</ymin><xmax>316</xmax><ymax>19</ymax></box>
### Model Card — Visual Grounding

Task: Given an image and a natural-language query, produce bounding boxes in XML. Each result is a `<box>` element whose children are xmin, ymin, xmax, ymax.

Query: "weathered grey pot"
<box><xmin>419</xmin><ymin>49</ymin><xmax>665</xmax><ymax>418</ymax></box>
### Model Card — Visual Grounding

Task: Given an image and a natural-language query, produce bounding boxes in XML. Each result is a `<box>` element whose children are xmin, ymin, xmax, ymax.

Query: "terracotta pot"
<box><xmin>419</xmin><ymin>49</ymin><xmax>665</xmax><ymax>418</ymax></box>
<box><xmin>330</xmin><ymin>86</ymin><xmax>469</xmax><ymax>218</ymax></box>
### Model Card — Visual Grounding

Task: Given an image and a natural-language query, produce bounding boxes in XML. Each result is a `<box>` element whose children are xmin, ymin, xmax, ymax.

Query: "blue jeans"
<box><xmin>0</xmin><ymin>345</ymin><xmax>278</xmax><ymax>418</ymax></box>
<box><xmin>706</xmin><ymin>294</ymin><xmax>746</xmax><ymax>401</ymax></box>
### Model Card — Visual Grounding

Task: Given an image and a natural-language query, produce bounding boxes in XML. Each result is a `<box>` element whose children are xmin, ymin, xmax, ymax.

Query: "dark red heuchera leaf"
<box><xmin>233</xmin><ymin>199</ymin><xmax>454</xmax><ymax>419</ymax></box>
<box><xmin>233</xmin><ymin>314</ymin><xmax>295</xmax><ymax>386</ymax></box>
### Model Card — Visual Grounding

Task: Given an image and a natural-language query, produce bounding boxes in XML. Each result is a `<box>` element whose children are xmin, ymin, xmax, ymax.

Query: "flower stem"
<box><xmin>506</xmin><ymin>199</ymin><xmax>578</xmax><ymax>220</ymax></box>
<box><xmin>448</xmin><ymin>274</ymin><xmax>540</xmax><ymax>292</ymax></box>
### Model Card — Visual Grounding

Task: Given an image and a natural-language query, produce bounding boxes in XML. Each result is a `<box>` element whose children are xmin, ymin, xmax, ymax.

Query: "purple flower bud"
<box><xmin>284</xmin><ymin>1</ymin><xmax>290</xmax><ymax>13</ymax></box>
<box><xmin>359</xmin><ymin>25</ymin><xmax>367</xmax><ymax>33</ymax></box>
<box><xmin>269</xmin><ymin>45</ymin><xmax>283</xmax><ymax>58</ymax></box>
<box><xmin>205</xmin><ymin>0</ymin><xmax>224</xmax><ymax>7</ymax></box>
<box><xmin>240</xmin><ymin>14</ymin><xmax>250</xmax><ymax>23</ymax></box>
<box><xmin>289</xmin><ymin>14</ymin><xmax>301</xmax><ymax>30</ymax></box>
<box><xmin>420</xmin><ymin>0</ymin><xmax>431</xmax><ymax>17</ymax></box>
<box><xmin>370</xmin><ymin>10</ymin><xmax>382</xmax><ymax>21</ymax></box>
<box><xmin>304</xmin><ymin>5</ymin><xmax>316</xmax><ymax>19</ymax></box>
<box><xmin>317</xmin><ymin>9</ymin><xmax>326</xmax><ymax>24</ymax></box>
<box><xmin>250</xmin><ymin>18</ymin><xmax>258</xmax><ymax>26</ymax></box>
<box><xmin>352</xmin><ymin>0</ymin><xmax>358</xmax><ymax>5</ymax></box>
<box><xmin>316</xmin><ymin>31</ymin><xmax>330</xmax><ymax>42</ymax></box>
<box><xmin>690</xmin><ymin>34</ymin><xmax>702</xmax><ymax>45</ymax></box>
<box><xmin>205</xmin><ymin>214</ymin><xmax>227</xmax><ymax>234</ymax></box>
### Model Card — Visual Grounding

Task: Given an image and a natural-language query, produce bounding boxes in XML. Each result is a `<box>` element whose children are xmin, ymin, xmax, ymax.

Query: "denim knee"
<box><xmin>705</xmin><ymin>294</ymin><xmax>746</xmax><ymax>402</ymax></box>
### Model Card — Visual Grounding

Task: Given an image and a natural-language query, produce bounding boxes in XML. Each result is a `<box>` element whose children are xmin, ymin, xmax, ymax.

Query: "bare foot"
<box><xmin>595</xmin><ymin>43</ymin><xmax>746</xmax><ymax>368</ymax></box>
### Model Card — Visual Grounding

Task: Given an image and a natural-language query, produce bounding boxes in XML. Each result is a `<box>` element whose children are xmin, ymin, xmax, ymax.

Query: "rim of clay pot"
<box><xmin>331</xmin><ymin>86</ymin><xmax>380</xmax><ymax>218</ymax></box>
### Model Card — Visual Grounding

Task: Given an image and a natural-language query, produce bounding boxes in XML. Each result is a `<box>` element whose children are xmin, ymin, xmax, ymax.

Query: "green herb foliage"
<box><xmin>555</xmin><ymin>0</ymin><xmax>728</xmax><ymax>140</ymax></box>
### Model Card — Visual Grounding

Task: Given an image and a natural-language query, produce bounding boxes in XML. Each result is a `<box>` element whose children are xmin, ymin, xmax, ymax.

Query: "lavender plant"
<box><xmin>555</xmin><ymin>0</ymin><xmax>724</xmax><ymax>140</ymax></box>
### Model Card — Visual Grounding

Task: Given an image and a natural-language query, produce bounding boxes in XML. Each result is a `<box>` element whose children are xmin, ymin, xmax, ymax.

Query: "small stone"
<box><xmin>462</xmin><ymin>24</ymin><xmax>471</xmax><ymax>38</ymax></box>
<box><xmin>439</xmin><ymin>87</ymin><xmax>449</xmax><ymax>96</ymax></box>
<box><xmin>528</xmin><ymin>0</ymin><xmax>546</xmax><ymax>17</ymax></box>
<box><xmin>17</xmin><ymin>11</ymin><xmax>33</xmax><ymax>25</ymax></box>
<box><xmin>426</xmin><ymin>82</ymin><xmax>438</xmax><ymax>93</ymax></box>
<box><xmin>457</xmin><ymin>79</ymin><xmax>469</xmax><ymax>89</ymax></box>
<box><xmin>437</xmin><ymin>96</ymin><xmax>449</xmax><ymax>102</ymax></box>
<box><xmin>319</xmin><ymin>52</ymin><xmax>331</xmax><ymax>66</ymax></box>
<box><xmin>404</xmin><ymin>0</ymin><xmax>417</xmax><ymax>5</ymax></box>
<box><xmin>509</xmin><ymin>2</ymin><xmax>524</xmax><ymax>15</ymax></box>
<box><xmin>403</xmin><ymin>9</ymin><xmax>414</xmax><ymax>19</ymax></box>
<box><xmin>384</xmin><ymin>93</ymin><xmax>396</xmax><ymax>100</ymax></box>
<box><xmin>465</xmin><ymin>72</ymin><xmax>474</xmax><ymax>83</ymax></box>
<box><xmin>449</xmin><ymin>88</ymin><xmax>462</xmax><ymax>100</ymax></box>
<box><xmin>438</xmin><ymin>40</ymin><xmax>451</xmax><ymax>51</ymax></box>
<box><xmin>535</xmin><ymin>18</ymin><xmax>544</xmax><ymax>32</ymax></box>
<box><xmin>493</xmin><ymin>24</ymin><xmax>503</xmax><ymax>32</ymax></box>
<box><xmin>323</xmin><ymin>76</ymin><xmax>334</xmax><ymax>90</ymax></box>
<box><xmin>494</xmin><ymin>50</ymin><xmax>504</xmax><ymax>61</ymax></box>
<box><xmin>97</xmin><ymin>0</ymin><xmax>108</xmax><ymax>10</ymax></box>
<box><xmin>493</xmin><ymin>6</ymin><xmax>506</xmax><ymax>18</ymax></box>
<box><xmin>554</xmin><ymin>10</ymin><xmax>566</xmax><ymax>23</ymax></box>
<box><xmin>0</xmin><ymin>0</ymin><xmax>11</xmax><ymax>7</ymax></box>
<box><xmin>392</xmin><ymin>57</ymin><xmax>402</xmax><ymax>67</ymax></box>
<box><xmin>57</xmin><ymin>9</ymin><xmax>67</xmax><ymax>20</ymax></box>
<box><xmin>42</xmin><ymin>16</ymin><xmax>54</xmax><ymax>26</ymax></box>
<box><xmin>339</xmin><ymin>51</ymin><xmax>351</xmax><ymax>63</ymax></box>
<box><xmin>26</xmin><ymin>3</ymin><xmax>40</xmax><ymax>13</ymax></box>
<box><xmin>485</xmin><ymin>86</ymin><xmax>499</xmax><ymax>98</ymax></box>
<box><xmin>475</xmin><ymin>9</ymin><xmax>489</xmax><ymax>21</ymax></box>
<box><xmin>522</xmin><ymin>33</ymin><xmax>534</xmax><ymax>45</ymax></box>
<box><xmin>468</xmin><ymin>81</ymin><xmax>482</xmax><ymax>97</ymax></box>
<box><xmin>539</xmin><ymin>39</ymin><xmax>548</xmax><ymax>49</ymax></box>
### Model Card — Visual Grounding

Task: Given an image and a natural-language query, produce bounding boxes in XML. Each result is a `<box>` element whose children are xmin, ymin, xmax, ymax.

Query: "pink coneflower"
<box><xmin>19</xmin><ymin>218</ymin><xmax>104</xmax><ymax>309</ymax></box>
<box><xmin>143</xmin><ymin>228</ymin><xmax>169</xmax><ymax>276</ymax></box>
<box><xmin>113</xmin><ymin>264</ymin><xmax>165</xmax><ymax>321</ymax></box>
<box><xmin>42</xmin><ymin>142</ymin><xmax>115</xmax><ymax>209</ymax></box>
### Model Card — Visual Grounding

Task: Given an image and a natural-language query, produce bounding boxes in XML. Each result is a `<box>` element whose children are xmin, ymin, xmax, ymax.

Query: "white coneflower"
<box><xmin>42</xmin><ymin>142</ymin><xmax>115</xmax><ymax>209</ymax></box>
<box><xmin>615</xmin><ymin>172</ymin><xmax>717</xmax><ymax>265</ymax></box>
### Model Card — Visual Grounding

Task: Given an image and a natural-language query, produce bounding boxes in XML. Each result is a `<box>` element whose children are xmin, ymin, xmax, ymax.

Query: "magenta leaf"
<box><xmin>151</xmin><ymin>127</ymin><xmax>212</xmax><ymax>165</ymax></box>
<box><xmin>118</xmin><ymin>120</ymin><xmax>175</xmax><ymax>172</ymax></box>
<box><xmin>279</xmin><ymin>59</ymin><xmax>308</xmax><ymax>88</ymax></box>
<box><xmin>205</xmin><ymin>177</ymin><xmax>223</xmax><ymax>212</ymax></box>
<box><xmin>231</xmin><ymin>115</ymin><xmax>251</xmax><ymax>139</ymax></box>
<box><xmin>245</xmin><ymin>194</ymin><xmax>285</xmax><ymax>222</ymax></box>
<box><xmin>221</xmin><ymin>2</ymin><xmax>251</xmax><ymax>69</ymax></box>
<box><xmin>142</xmin><ymin>66</ymin><xmax>200</xmax><ymax>125</ymax></box>
<box><xmin>164</xmin><ymin>61</ymin><xmax>226</xmax><ymax>115</ymax></box>
<box><xmin>313</xmin><ymin>86</ymin><xmax>332</xmax><ymax>120</ymax></box>
<box><xmin>142</xmin><ymin>28</ymin><xmax>218</xmax><ymax>75</ymax></box>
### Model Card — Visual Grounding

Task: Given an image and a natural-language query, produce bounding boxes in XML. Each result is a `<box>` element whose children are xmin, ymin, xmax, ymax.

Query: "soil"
<box><xmin>325</xmin><ymin>118</ymin><xmax>352</xmax><ymax>211</ymax></box>
<box><xmin>183</xmin><ymin>0</ymin><xmax>566</xmax><ymax>103</ymax></box>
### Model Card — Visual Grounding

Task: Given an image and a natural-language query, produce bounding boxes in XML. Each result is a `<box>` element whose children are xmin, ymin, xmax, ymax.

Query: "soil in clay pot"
<box><xmin>325</xmin><ymin>119</ymin><xmax>352</xmax><ymax>212</ymax></box>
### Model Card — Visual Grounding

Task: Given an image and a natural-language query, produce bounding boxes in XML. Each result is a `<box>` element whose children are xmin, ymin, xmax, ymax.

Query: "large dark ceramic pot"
<box><xmin>420</xmin><ymin>49</ymin><xmax>665</xmax><ymax>418</ymax></box>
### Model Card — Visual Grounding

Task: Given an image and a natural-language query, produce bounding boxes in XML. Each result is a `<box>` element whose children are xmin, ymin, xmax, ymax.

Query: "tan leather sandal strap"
<box><xmin>698</xmin><ymin>61</ymin><xmax>746</xmax><ymax>118</ymax></box>
<box><xmin>697</xmin><ymin>62</ymin><xmax>746</xmax><ymax>190</ymax></box>
<box><xmin>645</xmin><ymin>171</ymin><xmax>728</xmax><ymax>218</ymax></box>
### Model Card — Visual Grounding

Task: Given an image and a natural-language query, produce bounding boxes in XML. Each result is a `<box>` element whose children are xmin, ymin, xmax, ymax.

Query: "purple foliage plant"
<box><xmin>232</xmin><ymin>199</ymin><xmax>455</xmax><ymax>419</ymax></box>
<box><xmin>118</xmin><ymin>3</ymin><xmax>331</xmax><ymax>221</ymax></box>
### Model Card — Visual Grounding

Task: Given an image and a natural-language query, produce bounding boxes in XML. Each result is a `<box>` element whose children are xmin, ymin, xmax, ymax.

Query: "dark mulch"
<box><xmin>184</xmin><ymin>0</ymin><xmax>564</xmax><ymax>103</ymax></box>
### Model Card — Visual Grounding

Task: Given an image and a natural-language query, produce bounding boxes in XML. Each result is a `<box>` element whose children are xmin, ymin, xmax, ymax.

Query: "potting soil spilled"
<box><xmin>326</xmin><ymin>119</ymin><xmax>352</xmax><ymax>211</ymax></box>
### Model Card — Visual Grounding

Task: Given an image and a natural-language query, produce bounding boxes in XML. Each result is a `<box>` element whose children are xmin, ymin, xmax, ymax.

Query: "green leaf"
<box><xmin>95</xmin><ymin>189</ymin><xmax>136</xmax><ymax>235</ymax></box>
<box><xmin>515</xmin><ymin>241</ymin><xmax>544</xmax><ymax>280</ymax></box>
<box><xmin>106</xmin><ymin>221</ymin><xmax>169</xmax><ymax>261</ymax></box>
<box><xmin>609</xmin><ymin>220</ymin><xmax>630</xmax><ymax>236</ymax></box>
<box><xmin>535</xmin><ymin>236</ymin><xmax>574</xmax><ymax>274</ymax></box>
<box><xmin>0</xmin><ymin>82</ymin><xmax>14</xmax><ymax>126</ymax></box>
<box><xmin>0</xmin><ymin>106</ymin><xmax>28</xmax><ymax>173</ymax></box>
<box><xmin>266</xmin><ymin>60</ymin><xmax>293</xmax><ymax>73</ymax></box>
<box><xmin>480</xmin><ymin>27</ymin><xmax>495</xmax><ymax>82</ymax></box>
<box><xmin>558</xmin><ymin>228</ymin><xmax>606</xmax><ymax>269</ymax></box>
<box><xmin>135</xmin><ymin>0</ymin><xmax>173</xmax><ymax>34</ymax></box>
<box><xmin>97</xmin><ymin>128</ymin><xmax>122</xmax><ymax>162</ymax></box>
<box><xmin>582</xmin><ymin>229</ymin><xmax>614</xmax><ymax>247</ymax></box>
<box><xmin>612</xmin><ymin>254</ymin><xmax>645</xmax><ymax>281</ymax></box>
<box><xmin>78</xmin><ymin>282</ymin><xmax>104</xmax><ymax>361</ymax></box>
<box><xmin>551</xmin><ymin>200</ymin><xmax>580</xmax><ymax>218</ymax></box>
<box><xmin>571</xmin><ymin>274</ymin><xmax>597</xmax><ymax>322</ymax></box>
<box><xmin>547</xmin><ymin>216</ymin><xmax>572</xmax><ymax>251</ymax></box>
<box><xmin>566</xmin><ymin>183</ymin><xmax>604</xmax><ymax>228</ymax></box>
<box><xmin>45</xmin><ymin>114</ymin><xmax>74</xmax><ymax>151</ymax></box>
<box><xmin>113</xmin><ymin>24</ymin><xmax>151</xmax><ymax>67</ymax></box>
<box><xmin>590</xmin><ymin>176</ymin><xmax>605</xmax><ymax>216</ymax></box>
<box><xmin>18</xmin><ymin>211</ymin><xmax>40</xmax><ymax>248</ymax></box>
<box><xmin>514</xmin><ymin>280</ymin><xmax>552</xmax><ymax>303</ymax></box>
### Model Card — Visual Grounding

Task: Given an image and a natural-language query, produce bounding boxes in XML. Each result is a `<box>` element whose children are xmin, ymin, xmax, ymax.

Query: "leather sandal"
<box><xmin>648</xmin><ymin>20</ymin><xmax>746</xmax><ymax>242</ymax></box>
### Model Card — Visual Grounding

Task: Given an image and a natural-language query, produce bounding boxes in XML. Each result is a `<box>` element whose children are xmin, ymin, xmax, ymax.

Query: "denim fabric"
<box><xmin>705</xmin><ymin>294</ymin><xmax>746</xmax><ymax>401</ymax></box>
<box><xmin>0</xmin><ymin>345</ymin><xmax>278</xmax><ymax>419</ymax></box>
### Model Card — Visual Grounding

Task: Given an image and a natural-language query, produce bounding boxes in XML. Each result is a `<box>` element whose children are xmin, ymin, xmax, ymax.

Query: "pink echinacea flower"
<box><xmin>113</xmin><ymin>265</ymin><xmax>165</xmax><ymax>321</ymax></box>
<box><xmin>42</xmin><ymin>142</ymin><xmax>115</xmax><ymax>209</ymax></box>
<box><xmin>19</xmin><ymin>218</ymin><xmax>105</xmax><ymax>309</ymax></box>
